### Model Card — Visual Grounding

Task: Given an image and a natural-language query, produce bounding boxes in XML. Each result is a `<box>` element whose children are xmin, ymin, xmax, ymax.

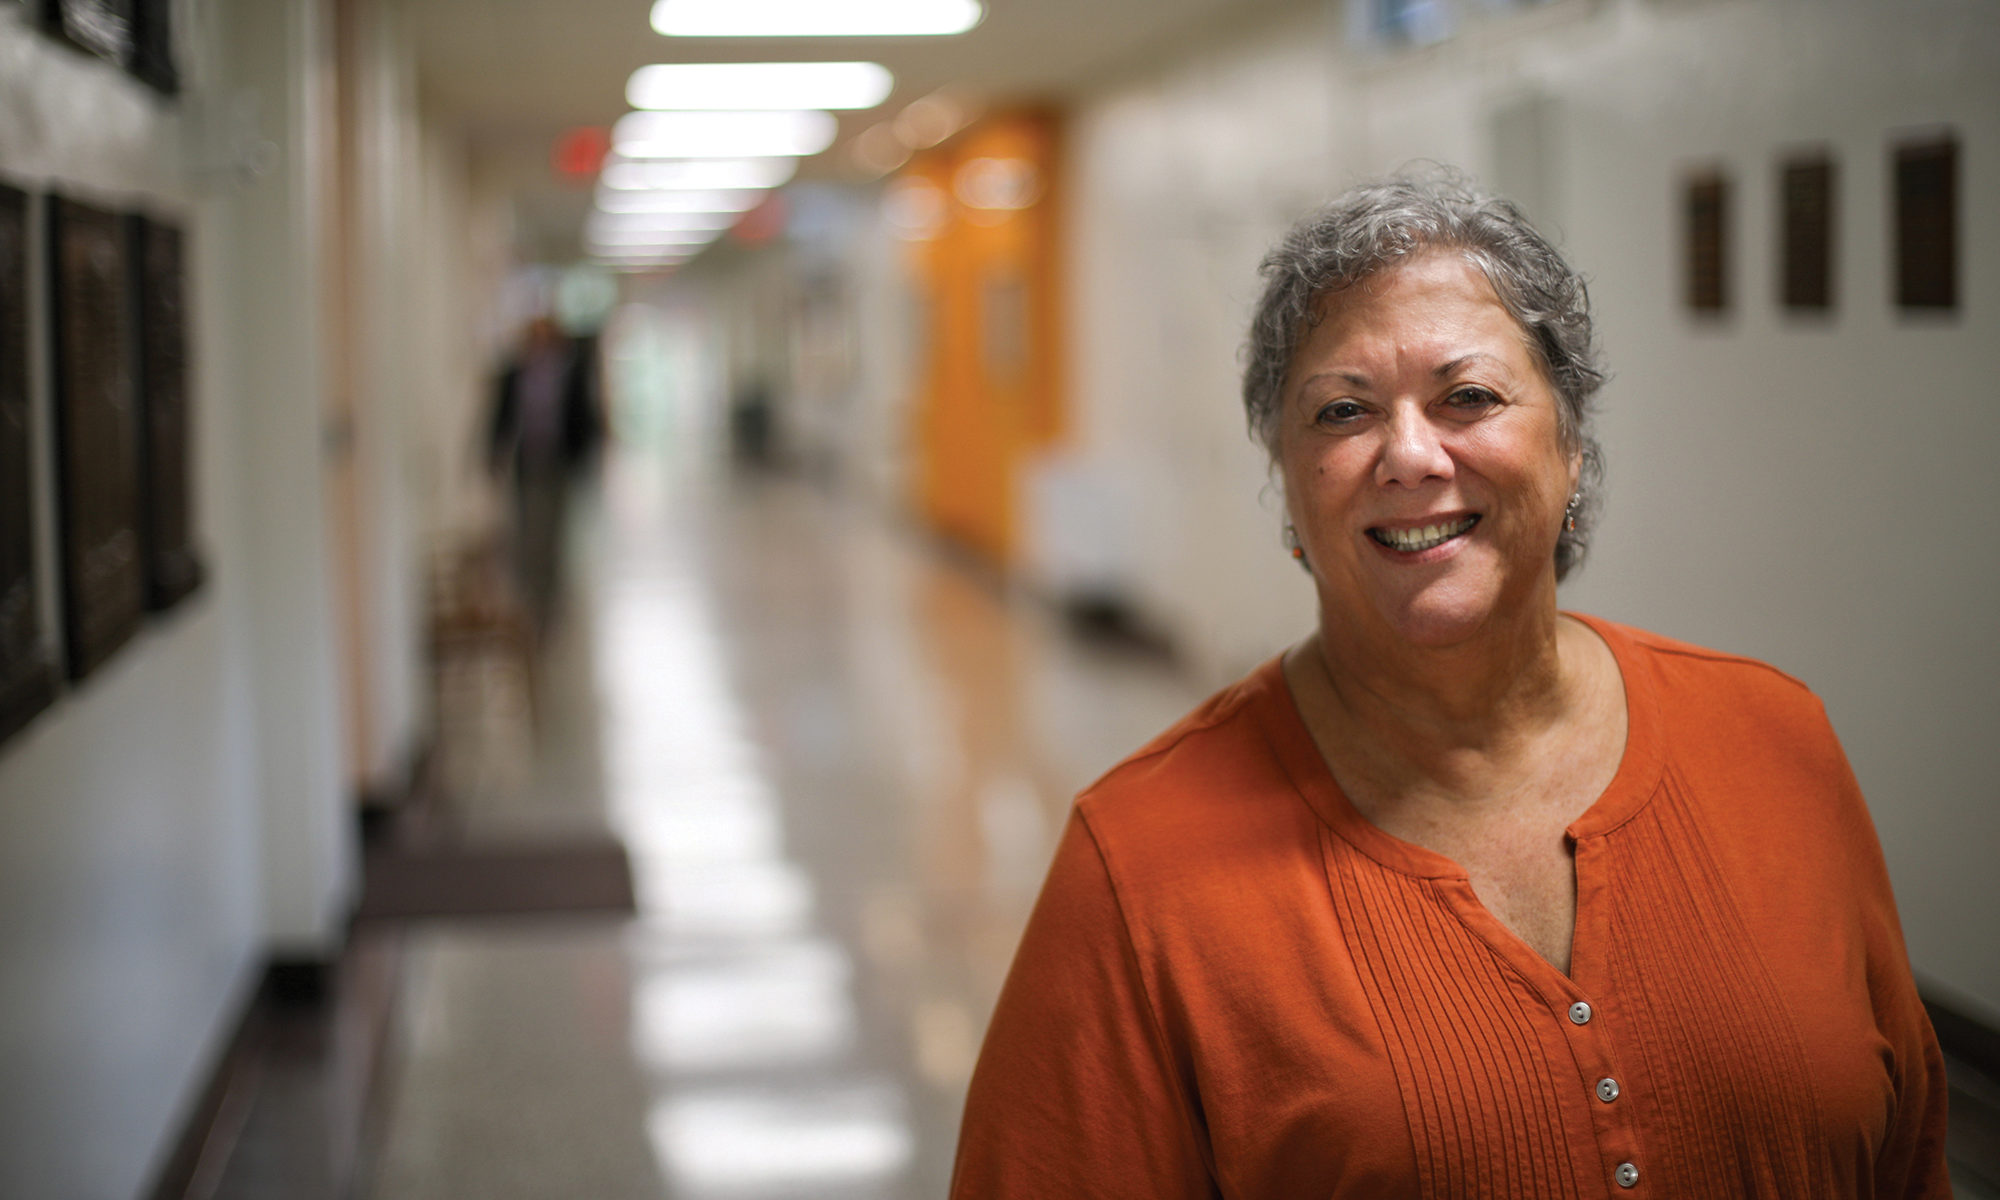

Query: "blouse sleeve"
<box><xmin>1817</xmin><ymin>703</ymin><xmax>1953</xmax><ymax>1198</ymax></box>
<box><xmin>950</xmin><ymin>808</ymin><xmax>1220</xmax><ymax>1199</ymax></box>
<box><xmin>1869</xmin><ymin>963</ymin><xmax>1952</xmax><ymax>1200</ymax></box>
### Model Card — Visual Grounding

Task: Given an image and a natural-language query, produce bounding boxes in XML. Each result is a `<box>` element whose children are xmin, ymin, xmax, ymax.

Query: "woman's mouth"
<box><xmin>1368</xmin><ymin>515</ymin><xmax>1479</xmax><ymax>553</ymax></box>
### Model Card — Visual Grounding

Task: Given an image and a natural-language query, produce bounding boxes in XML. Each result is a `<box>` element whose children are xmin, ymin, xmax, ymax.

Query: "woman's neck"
<box><xmin>1287</xmin><ymin>602</ymin><xmax>1590</xmax><ymax>805</ymax></box>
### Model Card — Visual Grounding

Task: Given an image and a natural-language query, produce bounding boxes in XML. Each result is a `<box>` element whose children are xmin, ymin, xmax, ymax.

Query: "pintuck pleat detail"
<box><xmin>1602</xmin><ymin>771</ymin><xmax>1836</xmax><ymax>1196</ymax></box>
<box><xmin>1322</xmin><ymin>828</ymin><xmax>1588</xmax><ymax>1200</ymax></box>
<box><xmin>1317</xmin><ymin>770</ymin><xmax>1844</xmax><ymax>1199</ymax></box>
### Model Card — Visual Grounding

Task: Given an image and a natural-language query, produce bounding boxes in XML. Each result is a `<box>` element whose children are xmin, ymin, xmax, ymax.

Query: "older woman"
<box><xmin>950</xmin><ymin>174</ymin><xmax>1950</xmax><ymax>1198</ymax></box>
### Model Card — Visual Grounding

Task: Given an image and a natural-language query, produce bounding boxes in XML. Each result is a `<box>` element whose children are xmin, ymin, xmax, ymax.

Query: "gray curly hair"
<box><xmin>1243</xmin><ymin>169</ymin><xmax>1606</xmax><ymax>580</ymax></box>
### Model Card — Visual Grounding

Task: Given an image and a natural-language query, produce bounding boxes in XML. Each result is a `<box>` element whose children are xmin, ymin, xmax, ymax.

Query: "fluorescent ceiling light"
<box><xmin>587</xmin><ymin>229</ymin><xmax>721</xmax><ymax>248</ymax></box>
<box><xmin>588</xmin><ymin>223</ymin><xmax>723</xmax><ymax>244</ymax></box>
<box><xmin>652</xmin><ymin>0</ymin><xmax>982</xmax><ymax>37</ymax></box>
<box><xmin>591</xmin><ymin>249</ymin><xmax>703</xmax><ymax>262</ymax></box>
<box><xmin>595</xmin><ymin>188</ymin><xmax>767</xmax><ymax>214</ymax></box>
<box><xmin>596</xmin><ymin>258</ymin><xmax>698</xmax><ymax>272</ymax></box>
<box><xmin>588</xmin><ymin>251</ymin><xmax>704</xmax><ymax>268</ymax></box>
<box><xmin>587</xmin><ymin>217</ymin><xmax>726</xmax><ymax>239</ymax></box>
<box><xmin>601</xmin><ymin>158</ymin><xmax>798</xmax><ymax>192</ymax></box>
<box><xmin>588</xmin><ymin>209</ymin><xmax>741</xmax><ymax>233</ymax></box>
<box><xmin>613</xmin><ymin>110</ymin><xmax>837</xmax><ymax>159</ymax></box>
<box><xmin>627</xmin><ymin>62</ymin><xmax>893</xmax><ymax>111</ymax></box>
<box><xmin>592</xmin><ymin>251</ymin><xmax>702</xmax><ymax>264</ymax></box>
<box><xmin>589</xmin><ymin>210</ymin><xmax>740</xmax><ymax>233</ymax></box>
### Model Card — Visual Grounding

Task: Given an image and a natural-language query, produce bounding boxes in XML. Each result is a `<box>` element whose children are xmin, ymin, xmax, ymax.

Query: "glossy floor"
<box><xmin>363</xmin><ymin>449</ymin><xmax>1204</xmax><ymax>1199</ymax></box>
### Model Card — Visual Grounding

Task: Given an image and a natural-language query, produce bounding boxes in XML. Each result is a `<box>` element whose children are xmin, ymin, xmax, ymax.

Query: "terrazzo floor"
<box><xmin>361</xmin><ymin>446</ymin><xmax>1204</xmax><ymax>1199</ymax></box>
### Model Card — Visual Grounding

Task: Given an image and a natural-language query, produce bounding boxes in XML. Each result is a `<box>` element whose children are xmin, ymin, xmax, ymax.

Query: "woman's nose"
<box><xmin>1375</xmin><ymin>408</ymin><xmax>1453</xmax><ymax>488</ymax></box>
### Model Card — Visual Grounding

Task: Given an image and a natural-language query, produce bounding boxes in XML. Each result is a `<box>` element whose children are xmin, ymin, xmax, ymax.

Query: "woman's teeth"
<box><xmin>1371</xmin><ymin>515</ymin><xmax>1478</xmax><ymax>553</ymax></box>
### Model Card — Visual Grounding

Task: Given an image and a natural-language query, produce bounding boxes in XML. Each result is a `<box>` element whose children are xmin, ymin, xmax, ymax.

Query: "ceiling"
<box><xmin>402</xmin><ymin>0</ymin><xmax>1318</xmax><ymax>258</ymax></box>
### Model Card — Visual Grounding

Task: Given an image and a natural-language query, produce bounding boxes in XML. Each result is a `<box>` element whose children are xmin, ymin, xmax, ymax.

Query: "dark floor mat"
<box><xmin>357</xmin><ymin>841</ymin><xmax>636</xmax><ymax>920</ymax></box>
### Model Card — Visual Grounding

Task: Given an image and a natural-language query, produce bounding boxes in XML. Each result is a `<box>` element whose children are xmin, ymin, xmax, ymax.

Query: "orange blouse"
<box><xmin>951</xmin><ymin>616</ymin><xmax>1950</xmax><ymax>1198</ymax></box>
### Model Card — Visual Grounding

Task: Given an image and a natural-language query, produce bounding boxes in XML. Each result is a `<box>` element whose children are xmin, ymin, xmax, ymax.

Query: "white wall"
<box><xmin>1055</xmin><ymin>0</ymin><xmax>2000</xmax><ymax>1021</ymax></box>
<box><xmin>411</xmin><ymin>132</ymin><xmax>516</xmax><ymax>553</ymax></box>
<box><xmin>0</xmin><ymin>0</ymin><xmax>358</xmax><ymax>1192</ymax></box>
<box><xmin>1058</xmin><ymin>3</ymin><xmax>1341</xmax><ymax>683</ymax></box>
<box><xmin>218</xmin><ymin>0</ymin><xmax>355</xmax><ymax>959</ymax></box>
<box><xmin>347</xmin><ymin>0</ymin><xmax>430</xmax><ymax>789</ymax></box>
<box><xmin>846</xmin><ymin>188</ymin><xmax>919</xmax><ymax>509</ymax></box>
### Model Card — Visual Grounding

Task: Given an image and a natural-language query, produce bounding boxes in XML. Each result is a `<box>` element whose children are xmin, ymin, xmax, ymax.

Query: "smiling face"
<box><xmin>1278</xmin><ymin>250</ymin><xmax>1579</xmax><ymax>649</ymax></box>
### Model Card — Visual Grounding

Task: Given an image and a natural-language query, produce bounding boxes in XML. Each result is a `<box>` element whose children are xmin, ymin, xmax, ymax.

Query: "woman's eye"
<box><xmin>1316</xmin><ymin>401</ymin><xmax>1366</xmax><ymax>425</ymax></box>
<box><xmin>1447</xmin><ymin>386</ymin><xmax>1499</xmax><ymax>412</ymax></box>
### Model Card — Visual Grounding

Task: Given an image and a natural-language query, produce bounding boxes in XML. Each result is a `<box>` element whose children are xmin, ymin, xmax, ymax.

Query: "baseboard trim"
<box><xmin>358</xmin><ymin>734</ymin><xmax>440</xmax><ymax>847</ymax></box>
<box><xmin>143</xmin><ymin>936</ymin><xmax>402</xmax><ymax>1200</ymax></box>
<box><xmin>142</xmin><ymin>966</ymin><xmax>271</xmax><ymax>1200</ymax></box>
<box><xmin>1920</xmin><ymin>983</ymin><xmax>2000</xmax><ymax>1194</ymax></box>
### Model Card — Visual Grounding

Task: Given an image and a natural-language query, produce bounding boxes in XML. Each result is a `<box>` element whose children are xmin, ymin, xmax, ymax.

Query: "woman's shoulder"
<box><xmin>1579</xmin><ymin>614</ymin><xmax>1858</xmax><ymax>814</ymax></box>
<box><xmin>1580</xmin><ymin>614</ymin><xmax>1830</xmax><ymax>730</ymax></box>
<box><xmin>1080</xmin><ymin>660</ymin><xmax>1284</xmax><ymax>796</ymax></box>
<box><xmin>1053</xmin><ymin>659</ymin><xmax>1337</xmax><ymax>960</ymax></box>
<box><xmin>1070</xmin><ymin>658</ymin><xmax>1318</xmax><ymax>866</ymax></box>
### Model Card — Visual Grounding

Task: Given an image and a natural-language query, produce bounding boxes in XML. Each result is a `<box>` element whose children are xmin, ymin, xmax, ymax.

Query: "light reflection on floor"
<box><xmin>367</xmin><ymin>446</ymin><xmax>1204</xmax><ymax>1199</ymax></box>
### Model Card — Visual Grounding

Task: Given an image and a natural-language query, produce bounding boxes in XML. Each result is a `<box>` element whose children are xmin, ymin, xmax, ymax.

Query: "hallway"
<box><xmin>363</xmin><ymin>446</ymin><xmax>1204</xmax><ymax>1198</ymax></box>
<box><xmin>6</xmin><ymin>3</ymin><xmax>1998</xmax><ymax>1193</ymax></box>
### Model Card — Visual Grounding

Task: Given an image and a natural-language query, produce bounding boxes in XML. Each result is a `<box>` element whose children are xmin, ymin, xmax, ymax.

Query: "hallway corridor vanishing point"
<box><xmin>362</xmin><ymin>447</ymin><xmax>1206</xmax><ymax>1199</ymax></box>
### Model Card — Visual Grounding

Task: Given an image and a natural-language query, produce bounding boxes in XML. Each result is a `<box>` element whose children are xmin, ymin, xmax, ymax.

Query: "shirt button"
<box><xmin>1568</xmin><ymin>1001</ymin><xmax>1593</xmax><ymax>1025</ymax></box>
<box><xmin>1616</xmin><ymin>1162</ymin><xmax>1640</xmax><ymax>1188</ymax></box>
<box><xmin>1596</xmin><ymin>1077</ymin><xmax>1621</xmax><ymax>1102</ymax></box>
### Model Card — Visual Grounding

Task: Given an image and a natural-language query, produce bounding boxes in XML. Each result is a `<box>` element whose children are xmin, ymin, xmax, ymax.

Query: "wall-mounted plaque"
<box><xmin>1684</xmin><ymin>171</ymin><xmax>1730</xmax><ymax>313</ymax></box>
<box><xmin>1779</xmin><ymin>154</ymin><xmax>1835</xmax><ymax>311</ymax></box>
<box><xmin>39</xmin><ymin>0</ymin><xmax>133</xmax><ymax>66</ymax></box>
<box><xmin>1894</xmin><ymin>134</ymin><xmax>1958</xmax><ymax>311</ymax></box>
<box><xmin>48</xmin><ymin>196</ymin><xmax>143</xmax><ymax>681</ymax></box>
<box><xmin>128</xmin><ymin>0</ymin><xmax>176</xmax><ymax>93</ymax></box>
<box><xmin>1</xmin><ymin>186</ymin><xmax>59</xmax><ymax>748</ymax></box>
<box><xmin>130</xmin><ymin>214</ymin><xmax>202</xmax><ymax>610</ymax></box>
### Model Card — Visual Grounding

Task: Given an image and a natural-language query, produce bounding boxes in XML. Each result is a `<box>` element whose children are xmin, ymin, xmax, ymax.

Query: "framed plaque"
<box><xmin>39</xmin><ymin>0</ymin><xmax>133</xmax><ymax>66</ymax></box>
<box><xmin>1</xmin><ymin>186</ymin><xmax>59</xmax><ymax>747</ymax></box>
<box><xmin>1894</xmin><ymin>134</ymin><xmax>1957</xmax><ymax>311</ymax></box>
<box><xmin>130</xmin><ymin>214</ymin><xmax>202</xmax><ymax>610</ymax></box>
<box><xmin>128</xmin><ymin>0</ymin><xmax>176</xmax><ymax>93</ymax></box>
<box><xmin>1684</xmin><ymin>171</ymin><xmax>1729</xmax><ymax>313</ymax></box>
<box><xmin>1779</xmin><ymin>154</ymin><xmax>1834</xmax><ymax>311</ymax></box>
<box><xmin>48</xmin><ymin>196</ymin><xmax>143</xmax><ymax>681</ymax></box>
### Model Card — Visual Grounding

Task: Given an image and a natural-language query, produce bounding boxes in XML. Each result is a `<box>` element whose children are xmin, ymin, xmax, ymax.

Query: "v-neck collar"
<box><xmin>1253</xmin><ymin>611</ymin><xmax>1666</xmax><ymax>879</ymax></box>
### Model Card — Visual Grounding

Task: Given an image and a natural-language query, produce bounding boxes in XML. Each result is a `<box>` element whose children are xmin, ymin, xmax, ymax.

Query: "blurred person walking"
<box><xmin>485</xmin><ymin>315</ymin><xmax>603</xmax><ymax>632</ymax></box>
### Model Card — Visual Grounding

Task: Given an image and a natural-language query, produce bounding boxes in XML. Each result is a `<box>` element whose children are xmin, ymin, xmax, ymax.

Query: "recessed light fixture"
<box><xmin>954</xmin><ymin>157</ymin><xmax>1041</xmax><ymax>211</ymax></box>
<box><xmin>627</xmin><ymin>62</ymin><xmax>893</xmax><ymax>111</ymax></box>
<box><xmin>651</xmin><ymin>0</ymin><xmax>982</xmax><ymax>38</ymax></box>
<box><xmin>892</xmin><ymin>90</ymin><xmax>969</xmax><ymax>148</ymax></box>
<box><xmin>613</xmin><ymin>110</ymin><xmax>839</xmax><ymax>159</ymax></box>
<box><xmin>600</xmin><ymin>158</ymin><xmax>799</xmax><ymax>192</ymax></box>
<box><xmin>849</xmin><ymin>123</ymin><xmax>910</xmax><ymax>178</ymax></box>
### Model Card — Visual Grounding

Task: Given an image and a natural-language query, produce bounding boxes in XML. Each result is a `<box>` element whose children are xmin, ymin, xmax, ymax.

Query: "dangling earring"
<box><xmin>1563</xmin><ymin>494</ymin><xmax>1581</xmax><ymax>534</ymax></box>
<box><xmin>1285</xmin><ymin>524</ymin><xmax>1309</xmax><ymax>570</ymax></box>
